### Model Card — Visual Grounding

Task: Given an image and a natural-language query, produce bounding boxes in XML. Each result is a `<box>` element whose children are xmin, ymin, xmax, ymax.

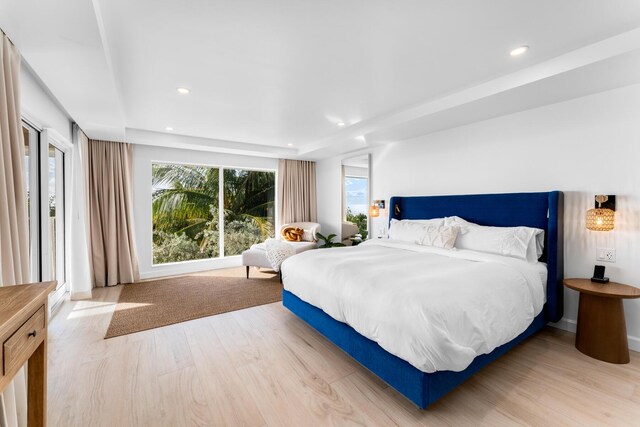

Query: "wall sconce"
<box><xmin>369</xmin><ymin>200</ymin><xmax>386</xmax><ymax>218</ymax></box>
<box><xmin>586</xmin><ymin>195</ymin><xmax>615</xmax><ymax>231</ymax></box>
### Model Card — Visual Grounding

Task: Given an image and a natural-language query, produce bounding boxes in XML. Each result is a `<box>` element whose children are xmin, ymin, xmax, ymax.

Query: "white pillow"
<box><xmin>399</xmin><ymin>218</ymin><xmax>445</xmax><ymax>226</ymax></box>
<box><xmin>419</xmin><ymin>225</ymin><xmax>460</xmax><ymax>250</ymax></box>
<box><xmin>302</xmin><ymin>229</ymin><xmax>316</xmax><ymax>242</ymax></box>
<box><xmin>388</xmin><ymin>219</ymin><xmax>437</xmax><ymax>244</ymax></box>
<box><xmin>445</xmin><ymin>216</ymin><xmax>544</xmax><ymax>262</ymax></box>
<box><xmin>387</xmin><ymin>219</ymin><xmax>460</xmax><ymax>249</ymax></box>
<box><xmin>534</xmin><ymin>231</ymin><xmax>545</xmax><ymax>258</ymax></box>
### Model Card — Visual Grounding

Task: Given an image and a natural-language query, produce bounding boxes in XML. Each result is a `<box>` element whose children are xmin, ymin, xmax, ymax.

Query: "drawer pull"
<box><xmin>28</xmin><ymin>330</ymin><xmax>37</xmax><ymax>338</ymax></box>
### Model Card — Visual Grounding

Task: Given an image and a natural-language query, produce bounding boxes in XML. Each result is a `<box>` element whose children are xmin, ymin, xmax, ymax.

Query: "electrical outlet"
<box><xmin>596</xmin><ymin>248</ymin><xmax>616</xmax><ymax>263</ymax></box>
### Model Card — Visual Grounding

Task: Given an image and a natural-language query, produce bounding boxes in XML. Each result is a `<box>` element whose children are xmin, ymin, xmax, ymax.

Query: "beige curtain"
<box><xmin>0</xmin><ymin>30</ymin><xmax>29</xmax><ymax>427</ymax></box>
<box><xmin>87</xmin><ymin>139</ymin><xmax>140</xmax><ymax>286</ymax></box>
<box><xmin>278</xmin><ymin>159</ymin><xmax>317</xmax><ymax>225</ymax></box>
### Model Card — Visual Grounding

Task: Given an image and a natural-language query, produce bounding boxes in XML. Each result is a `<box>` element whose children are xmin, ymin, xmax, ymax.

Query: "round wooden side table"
<box><xmin>563</xmin><ymin>278</ymin><xmax>640</xmax><ymax>364</ymax></box>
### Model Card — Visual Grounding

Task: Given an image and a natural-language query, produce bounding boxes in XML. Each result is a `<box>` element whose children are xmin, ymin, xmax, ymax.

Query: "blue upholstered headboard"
<box><xmin>388</xmin><ymin>191</ymin><xmax>564</xmax><ymax>322</ymax></box>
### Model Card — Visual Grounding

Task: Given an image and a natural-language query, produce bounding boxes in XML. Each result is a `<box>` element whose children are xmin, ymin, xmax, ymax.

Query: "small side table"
<box><xmin>563</xmin><ymin>278</ymin><xmax>640</xmax><ymax>364</ymax></box>
<box><xmin>0</xmin><ymin>281</ymin><xmax>56</xmax><ymax>426</ymax></box>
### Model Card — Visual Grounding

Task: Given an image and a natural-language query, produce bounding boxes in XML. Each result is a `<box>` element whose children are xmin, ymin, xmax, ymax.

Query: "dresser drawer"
<box><xmin>3</xmin><ymin>306</ymin><xmax>46</xmax><ymax>375</ymax></box>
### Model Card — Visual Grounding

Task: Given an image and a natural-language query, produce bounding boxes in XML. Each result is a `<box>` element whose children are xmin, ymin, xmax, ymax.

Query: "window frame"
<box><xmin>341</xmin><ymin>153</ymin><xmax>372</xmax><ymax>240</ymax></box>
<box><xmin>40</xmin><ymin>128</ymin><xmax>72</xmax><ymax>310</ymax></box>
<box><xmin>20</xmin><ymin>118</ymin><xmax>72</xmax><ymax>313</ymax></box>
<box><xmin>343</xmin><ymin>174</ymin><xmax>370</xmax><ymax>235</ymax></box>
<box><xmin>150</xmin><ymin>160</ymin><xmax>277</xmax><ymax>266</ymax></box>
<box><xmin>22</xmin><ymin>121</ymin><xmax>41</xmax><ymax>282</ymax></box>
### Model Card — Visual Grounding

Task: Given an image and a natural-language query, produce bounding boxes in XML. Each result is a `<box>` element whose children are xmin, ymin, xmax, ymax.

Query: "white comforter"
<box><xmin>281</xmin><ymin>239</ymin><xmax>547</xmax><ymax>373</ymax></box>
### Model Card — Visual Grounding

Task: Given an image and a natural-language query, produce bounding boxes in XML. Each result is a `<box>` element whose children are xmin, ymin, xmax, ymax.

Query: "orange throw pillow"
<box><xmin>282</xmin><ymin>226</ymin><xmax>304</xmax><ymax>242</ymax></box>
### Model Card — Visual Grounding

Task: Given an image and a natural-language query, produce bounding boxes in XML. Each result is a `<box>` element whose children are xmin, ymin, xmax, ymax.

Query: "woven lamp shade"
<box><xmin>586</xmin><ymin>208</ymin><xmax>615</xmax><ymax>231</ymax></box>
<box><xmin>369</xmin><ymin>204</ymin><xmax>380</xmax><ymax>218</ymax></box>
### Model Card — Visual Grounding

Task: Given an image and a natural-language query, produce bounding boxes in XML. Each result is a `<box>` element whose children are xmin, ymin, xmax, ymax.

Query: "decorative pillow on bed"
<box><xmin>398</xmin><ymin>218</ymin><xmax>445</xmax><ymax>227</ymax></box>
<box><xmin>445</xmin><ymin>216</ymin><xmax>544</xmax><ymax>261</ymax></box>
<box><xmin>281</xmin><ymin>226</ymin><xmax>304</xmax><ymax>242</ymax></box>
<box><xmin>388</xmin><ymin>219</ymin><xmax>443</xmax><ymax>244</ymax></box>
<box><xmin>419</xmin><ymin>225</ymin><xmax>460</xmax><ymax>250</ymax></box>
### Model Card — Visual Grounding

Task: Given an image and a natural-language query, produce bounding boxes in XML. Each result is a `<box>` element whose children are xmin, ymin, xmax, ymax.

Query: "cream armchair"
<box><xmin>341</xmin><ymin>221</ymin><xmax>359</xmax><ymax>246</ymax></box>
<box><xmin>241</xmin><ymin>222</ymin><xmax>321</xmax><ymax>279</ymax></box>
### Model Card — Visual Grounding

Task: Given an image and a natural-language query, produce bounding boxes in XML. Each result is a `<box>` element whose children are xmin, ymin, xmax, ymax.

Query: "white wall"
<box><xmin>316</xmin><ymin>83</ymin><xmax>640</xmax><ymax>349</ymax></box>
<box><xmin>21</xmin><ymin>65</ymin><xmax>72</xmax><ymax>142</ymax></box>
<box><xmin>132</xmin><ymin>144</ymin><xmax>278</xmax><ymax>279</ymax></box>
<box><xmin>316</xmin><ymin>156</ymin><xmax>342</xmax><ymax>238</ymax></box>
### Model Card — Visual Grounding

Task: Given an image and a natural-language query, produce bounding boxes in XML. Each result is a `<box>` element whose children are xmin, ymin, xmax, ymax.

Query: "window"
<box><xmin>152</xmin><ymin>164</ymin><xmax>220</xmax><ymax>264</ymax></box>
<box><xmin>223</xmin><ymin>169</ymin><xmax>275</xmax><ymax>256</ymax></box>
<box><xmin>344</xmin><ymin>176</ymin><xmax>369</xmax><ymax>238</ymax></box>
<box><xmin>151</xmin><ymin>163</ymin><xmax>275</xmax><ymax>264</ymax></box>
<box><xmin>151</xmin><ymin>164</ymin><xmax>275</xmax><ymax>264</ymax></box>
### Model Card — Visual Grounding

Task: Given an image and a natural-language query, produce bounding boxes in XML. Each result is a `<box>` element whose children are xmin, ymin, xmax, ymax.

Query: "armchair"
<box><xmin>241</xmin><ymin>222</ymin><xmax>321</xmax><ymax>279</ymax></box>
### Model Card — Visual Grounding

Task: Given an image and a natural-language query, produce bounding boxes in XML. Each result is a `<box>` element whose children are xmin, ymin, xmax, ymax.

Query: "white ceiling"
<box><xmin>2</xmin><ymin>0</ymin><xmax>640</xmax><ymax>157</ymax></box>
<box><xmin>0</xmin><ymin>0</ymin><xmax>125</xmax><ymax>140</ymax></box>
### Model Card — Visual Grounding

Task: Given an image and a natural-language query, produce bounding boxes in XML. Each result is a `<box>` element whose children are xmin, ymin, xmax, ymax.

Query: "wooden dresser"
<box><xmin>0</xmin><ymin>281</ymin><xmax>56</xmax><ymax>427</ymax></box>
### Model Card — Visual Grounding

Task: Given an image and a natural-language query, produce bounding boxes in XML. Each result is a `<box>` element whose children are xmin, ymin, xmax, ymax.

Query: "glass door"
<box><xmin>38</xmin><ymin>131</ymin><xmax>68</xmax><ymax>310</ymax></box>
<box><xmin>23</xmin><ymin>123</ymin><xmax>69</xmax><ymax>309</ymax></box>
<box><xmin>47</xmin><ymin>144</ymin><xmax>65</xmax><ymax>285</ymax></box>
<box><xmin>23</xmin><ymin>123</ymin><xmax>40</xmax><ymax>281</ymax></box>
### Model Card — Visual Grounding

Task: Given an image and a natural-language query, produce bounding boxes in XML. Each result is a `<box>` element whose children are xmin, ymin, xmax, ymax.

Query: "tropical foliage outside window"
<box><xmin>346</xmin><ymin>208</ymin><xmax>368</xmax><ymax>240</ymax></box>
<box><xmin>152</xmin><ymin>163</ymin><xmax>275</xmax><ymax>264</ymax></box>
<box><xmin>223</xmin><ymin>169</ymin><xmax>275</xmax><ymax>256</ymax></box>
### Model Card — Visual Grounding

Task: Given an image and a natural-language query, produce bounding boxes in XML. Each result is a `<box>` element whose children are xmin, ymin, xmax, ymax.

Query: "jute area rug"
<box><xmin>105</xmin><ymin>267</ymin><xmax>281</xmax><ymax>338</ymax></box>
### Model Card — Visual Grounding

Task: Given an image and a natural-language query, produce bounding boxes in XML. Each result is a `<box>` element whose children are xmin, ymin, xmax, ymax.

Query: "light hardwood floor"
<box><xmin>47</xmin><ymin>285</ymin><xmax>640</xmax><ymax>427</ymax></box>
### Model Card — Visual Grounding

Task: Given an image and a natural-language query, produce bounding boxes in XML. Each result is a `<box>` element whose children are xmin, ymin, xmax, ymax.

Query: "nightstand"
<box><xmin>563</xmin><ymin>278</ymin><xmax>640</xmax><ymax>364</ymax></box>
<box><xmin>0</xmin><ymin>281</ymin><xmax>56</xmax><ymax>426</ymax></box>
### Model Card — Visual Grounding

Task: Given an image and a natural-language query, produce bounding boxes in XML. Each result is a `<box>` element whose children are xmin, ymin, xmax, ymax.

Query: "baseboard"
<box><xmin>139</xmin><ymin>256</ymin><xmax>242</xmax><ymax>280</ymax></box>
<box><xmin>550</xmin><ymin>317</ymin><xmax>640</xmax><ymax>353</ymax></box>
<box><xmin>549</xmin><ymin>317</ymin><xmax>577</xmax><ymax>333</ymax></box>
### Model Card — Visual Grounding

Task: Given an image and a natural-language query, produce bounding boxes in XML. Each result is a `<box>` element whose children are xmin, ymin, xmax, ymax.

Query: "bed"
<box><xmin>281</xmin><ymin>191</ymin><xmax>564</xmax><ymax>409</ymax></box>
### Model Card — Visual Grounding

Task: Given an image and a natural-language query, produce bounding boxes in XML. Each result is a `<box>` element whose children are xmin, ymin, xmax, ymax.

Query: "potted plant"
<box><xmin>315</xmin><ymin>232</ymin><xmax>346</xmax><ymax>248</ymax></box>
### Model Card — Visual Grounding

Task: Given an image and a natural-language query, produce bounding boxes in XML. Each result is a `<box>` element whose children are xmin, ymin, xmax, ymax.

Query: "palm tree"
<box><xmin>152</xmin><ymin>164</ymin><xmax>219</xmax><ymax>240</ymax></box>
<box><xmin>152</xmin><ymin>164</ymin><xmax>275</xmax><ymax>257</ymax></box>
<box><xmin>223</xmin><ymin>169</ymin><xmax>275</xmax><ymax>238</ymax></box>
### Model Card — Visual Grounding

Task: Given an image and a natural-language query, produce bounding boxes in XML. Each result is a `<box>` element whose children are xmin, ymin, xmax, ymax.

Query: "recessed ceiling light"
<box><xmin>337</xmin><ymin>122</ymin><xmax>345</xmax><ymax>127</ymax></box>
<box><xmin>510</xmin><ymin>45</ymin><xmax>529</xmax><ymax>56</ymax></box>
<box><xmin>287</xmin><ymin>143</ymin><xmax>293</xmax><ymax>146</ymax></box>
<box><xmin>177</xmin><ymin>87</ymin><xmax>190</xmax><ymax>95</ymax></box>
<box><xmin>165</xmin><ymin>126</ymin><xmax>174</xmax><ymax>131</ymax></box>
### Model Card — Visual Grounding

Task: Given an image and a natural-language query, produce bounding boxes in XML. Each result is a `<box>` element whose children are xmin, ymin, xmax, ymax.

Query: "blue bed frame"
<box><xmin>282</xmin><ymin>191</ymin><xmax>564</xmax><ymax>409</ymax></box>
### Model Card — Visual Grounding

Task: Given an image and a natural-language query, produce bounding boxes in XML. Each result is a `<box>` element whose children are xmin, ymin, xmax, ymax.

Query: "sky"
<box><xmin>345</xmin><ymin>177</ymin><xmax>368</xmax><ymax>216</ymax></box>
